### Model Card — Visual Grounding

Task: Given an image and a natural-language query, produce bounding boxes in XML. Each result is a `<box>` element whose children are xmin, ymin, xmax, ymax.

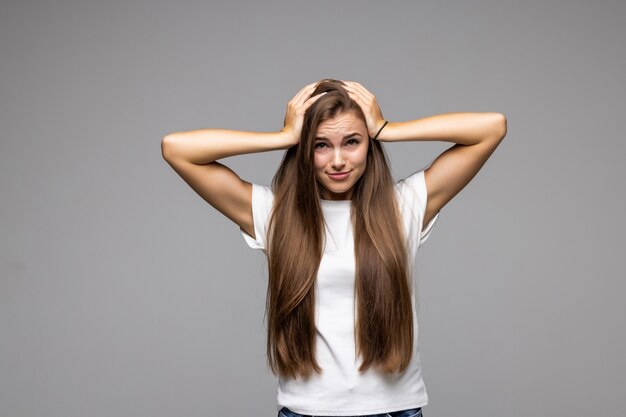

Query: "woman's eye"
<box><xmin>315</xmin><ymin>139</ymin><xmax>357</xmax><ymax>149</ymax></box>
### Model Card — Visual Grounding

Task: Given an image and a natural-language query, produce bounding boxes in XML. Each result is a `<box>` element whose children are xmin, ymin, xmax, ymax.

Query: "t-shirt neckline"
<box><xmin>320</xmin><ymin>199</ymin><xmax>351</xmax><ymax>204</ymax></box>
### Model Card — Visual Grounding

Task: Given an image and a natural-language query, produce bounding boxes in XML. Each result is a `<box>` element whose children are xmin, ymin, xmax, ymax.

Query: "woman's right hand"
<box><xmin>280</xmin><ymin>82</ymin><xmax>327</xmax><ymax>146</ymax></box>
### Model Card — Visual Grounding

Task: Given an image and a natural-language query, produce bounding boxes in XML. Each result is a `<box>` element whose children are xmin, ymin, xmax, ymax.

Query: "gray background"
<box><xmin>1</xmin><ymin>1</ymin><xmax>624</xmax><ymax>416</ymax></box>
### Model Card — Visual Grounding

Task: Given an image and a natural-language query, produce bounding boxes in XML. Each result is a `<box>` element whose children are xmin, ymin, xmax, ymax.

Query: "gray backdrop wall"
<box><xmin>1</xmin><ymin>1</ymin><xmax>624</xmax><ymax>416</ymax></box>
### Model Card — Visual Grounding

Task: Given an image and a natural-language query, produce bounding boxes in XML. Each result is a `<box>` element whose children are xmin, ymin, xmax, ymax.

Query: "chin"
<box><xmin>323</xmin><ymin>183</ymin><xmax>354</xmax><ymax>196</ymax></box>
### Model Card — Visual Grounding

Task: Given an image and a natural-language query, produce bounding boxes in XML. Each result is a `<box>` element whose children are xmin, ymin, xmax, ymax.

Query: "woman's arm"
<box><xmin>376</xmin><ymin>113</ymin><xmax>507</xmax><ymax>227</ymax></box>
<box><xmin>342</xmin><ymin>81</ymin><xmax>507</xmax><ymax>228</ymax></box>
<box><xmin>162</xmin><ymin>80</ymin><xmax>327</xmax><ymax>163</ymax></box>
<box><xmin>374</xmin><ymin>112</ymin><xmax>506</xmax><ymax>146</ymax></box>
<box><xmin>161</xmin><ymin>130</ymin><xmax>292</xmax><ymax>241</ymax></box>
<box><xmin>161</xmin><ymin>129</ymin><xmax>295</xmax><ymax>164</ymax></box>
<box><xmin>161</xmin><ymin>82</ymin><xmax>326</xmax><ymax>240</ymax></box>
<box><xmin>161</xmin><ymin>130</ymin><xmax>296</xmax><ymax>240</ymax></box>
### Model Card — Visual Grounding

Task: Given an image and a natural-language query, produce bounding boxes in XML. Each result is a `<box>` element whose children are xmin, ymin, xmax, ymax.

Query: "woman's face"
<box><xmin>313</xmin><ymin>111</ymin><xmax>370</xmax><ymax>200</ymax></box>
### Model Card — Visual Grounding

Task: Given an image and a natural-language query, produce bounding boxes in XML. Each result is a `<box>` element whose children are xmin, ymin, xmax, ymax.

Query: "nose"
<box><xmin>331</xmin><ymin>149</ymin><xmax>346</xmax><ymax>170</ymax></box>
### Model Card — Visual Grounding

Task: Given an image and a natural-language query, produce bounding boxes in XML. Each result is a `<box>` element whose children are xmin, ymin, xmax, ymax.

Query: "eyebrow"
<box><xmin>314</xmin><ymin>132</ymin><xmax>363</xmax><ymax>140</ymax></box>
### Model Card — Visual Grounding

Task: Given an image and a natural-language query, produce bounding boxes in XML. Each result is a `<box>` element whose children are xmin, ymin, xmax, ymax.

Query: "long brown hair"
<box><xmin>264</xmin><ymin>79</ymin><xmax>412</xmax><ymax>379</ymax></box>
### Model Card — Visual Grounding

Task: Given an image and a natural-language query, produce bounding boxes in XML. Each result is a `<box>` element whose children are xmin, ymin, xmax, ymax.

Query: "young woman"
<box><xmin>162</xmin><ymin>79</ymin><xmax>507</xmax><ymax>417</ymax></box>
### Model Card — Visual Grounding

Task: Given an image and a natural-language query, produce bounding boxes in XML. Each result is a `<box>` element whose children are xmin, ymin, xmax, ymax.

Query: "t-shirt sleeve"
<box><xmin>399</xmin><ymin>169</ymin><xmax>441</xmax><ymax>246</ymax></box>
<box><xmin>240</xmin><ymin>183</ymin><xmax>274</xmax><ymax>251</ymax></box>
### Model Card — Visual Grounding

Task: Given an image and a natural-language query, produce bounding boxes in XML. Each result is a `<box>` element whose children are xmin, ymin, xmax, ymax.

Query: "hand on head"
<box><xmin>281</xmin><ymin>82</ymin><xmax>327</xmax><ymax>146</ymax></box>
<box><xmin>281</xmin><ymin>79</ymin><xmax>386</xmax><ymax>146</ymax></box>
<box><xmin>340</xmin><ymin>80</ymin><xmax>386</xmax><ymax>140</ymax></box>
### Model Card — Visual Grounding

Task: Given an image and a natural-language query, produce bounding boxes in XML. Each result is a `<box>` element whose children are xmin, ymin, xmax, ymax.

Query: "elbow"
<box><xmin>161</xmin><ymin>134</ymin><xmax>177</xmax><ymax>161</ymax></box>
<box><xmin>485</xmin><ymin>112</ymin><xmax>507</xmax><ymax>142</ymax></box>
<box><xmin>495</xmin><ymin>113</ymin><xmax>507</xmax><ymax>140</ymax></box>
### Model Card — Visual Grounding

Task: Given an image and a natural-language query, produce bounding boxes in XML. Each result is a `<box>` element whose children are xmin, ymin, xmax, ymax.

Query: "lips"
<box><xmin>328</xmin><ymin>171</ymin><xmax>351</xmax><ymax>181</ymax></box>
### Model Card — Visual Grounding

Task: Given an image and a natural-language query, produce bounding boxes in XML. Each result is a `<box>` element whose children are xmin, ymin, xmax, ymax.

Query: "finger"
<box><xmin>291</xmin><ymin>82</ymin><xmax>319</xmax><ymax>104</ymax></box>
<box><xmin>303</xmin><ymin>91</ymin><xmax>327</xmax><ymax>109</ymax></box>
<box><xmin>345</xmin><ymin>87</ymin><xmax>369</xmax><ymax>107</ymax></box>
<box><xmin>345</xmin><ymin>88</ymin><xmax>362</xmax><ymax>103</ymax></box>
<box><xmin>346</xmin><ymin>82</ymin><xmax>373</xmax><ymax>100</ymax></box>
<box><xmin>349</xmin><ymin>81</ymin><xmax>367</xmax><ymax>91</ymax></box>
<box><xmin>346</xmin><ymin>87</ymin><xmax>363</xmax><ymax>103</ymax></box>
<box><xmin>345</xmin><ymin>89</ymin><xmax>366</xmax><ymax>109</ymax></box>
<box><xmin>297</xmin><ymin>83</ymin><xmax>322</xmax><ymax>104</ymax></box>
<box><xmin>346</xmin><ymin>81</ymin><xmax>372</xmax><ymax>97</ymax></box>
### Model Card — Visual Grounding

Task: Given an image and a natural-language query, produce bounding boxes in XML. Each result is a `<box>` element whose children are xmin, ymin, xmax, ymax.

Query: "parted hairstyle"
<box><xmin>264</xmin><ymin>79</ymin><xmax>413</xmax><ymax>379</ymax></box>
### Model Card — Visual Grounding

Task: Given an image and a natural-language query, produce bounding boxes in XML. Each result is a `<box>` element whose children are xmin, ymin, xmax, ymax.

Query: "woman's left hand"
<box><xmin>342</xmin><ymin>80</ymin><xmax>386</xmax><ymax>139</ymax></box>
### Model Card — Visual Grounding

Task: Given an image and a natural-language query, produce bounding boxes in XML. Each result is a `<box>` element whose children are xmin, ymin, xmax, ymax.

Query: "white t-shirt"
<box><xmin>240</xmin><ymin>169</ymin><xmax>440</xmax><ymax>416</ymax></box>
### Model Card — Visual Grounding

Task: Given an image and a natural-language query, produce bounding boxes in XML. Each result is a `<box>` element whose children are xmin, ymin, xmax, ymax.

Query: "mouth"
<box><xmin>327</xmin><ymin>171</ymin><xmax>351</xmax><ymax>181</ymax></box>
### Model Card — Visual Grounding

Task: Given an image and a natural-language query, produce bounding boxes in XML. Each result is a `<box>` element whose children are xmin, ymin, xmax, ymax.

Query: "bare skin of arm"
<box><xmin>377</xmin><ymin>112</ymin><xmax>508</xmax><ymax>227</ymax></box>
<box><xmin>342</xmin><ymin>81</ymin><xmax>507</xmax><ymax>228</ymax></box>
<box><xmin>161</xmin><ymin>83</ymin><xmax>327</xmax><ymax>239</ymax></box>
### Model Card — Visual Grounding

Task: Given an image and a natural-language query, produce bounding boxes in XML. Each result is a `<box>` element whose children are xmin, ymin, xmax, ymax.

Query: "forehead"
<box><xmin>315</xmin><ymin>112</ymin><xmax>366</xmax><ymax>137</ymax></box>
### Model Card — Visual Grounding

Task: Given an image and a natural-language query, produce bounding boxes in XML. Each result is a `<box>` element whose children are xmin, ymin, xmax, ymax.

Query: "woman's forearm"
<box><xmin>376</xmin><ymin>112</ymin><xmax>507</xmax><ymax>145</ymax></box>
<box><xmin>161</xmin><ymin>128</ymin><xmax>294</xmax><ymax>165</ymax></box>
